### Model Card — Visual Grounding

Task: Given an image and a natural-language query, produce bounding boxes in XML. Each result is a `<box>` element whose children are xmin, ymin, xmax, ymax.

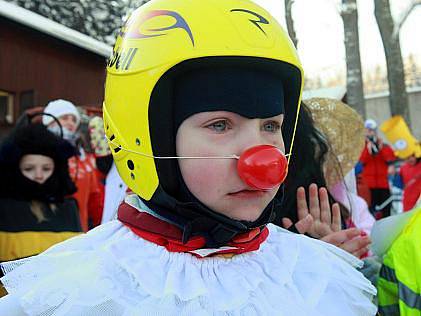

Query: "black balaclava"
<box><xmin>144</xmin><ymin>57</ymin><xmax>298</xmax><ymax>247</ymax></box>
<box><xmin>173</xmin><ymin>66</ymin><xmax>284</xmax><ymax>129</ymax></box>
<box><xmin>0</xmin><ymin>124</ymin><xmax>77</xmax><ymax>202</ymax></box>
<box><xmin>174</xmin><ymin>66</ymin><xmax>284</xmax><ymax>225</ymax></box>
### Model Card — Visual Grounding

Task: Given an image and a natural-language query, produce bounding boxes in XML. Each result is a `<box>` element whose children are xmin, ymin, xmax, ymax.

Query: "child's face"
<box><xmin>365</xmin><ymin>128</ymin><xmax>376</xmax><ymax>138</ymax></box>
<box><xmin>49</xmin><ymin>114</ymin><xmax>78</xmax><ymax>133</ymax></box>
<box><xmin>176</xmin><ymin>111</ymin><xmax>284</xmax><ymax>222</ymax></box>
<box><xmin>19</xmin><ymin>154</ymin><xmax>55</xmax><ymax>184</ymax></box>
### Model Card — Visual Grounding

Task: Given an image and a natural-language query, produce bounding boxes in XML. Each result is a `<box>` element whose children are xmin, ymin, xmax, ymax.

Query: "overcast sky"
<box><xmin>254</xmin><ymin>0</ymin><xmax>421</xmax><ymax>78</ymax></box>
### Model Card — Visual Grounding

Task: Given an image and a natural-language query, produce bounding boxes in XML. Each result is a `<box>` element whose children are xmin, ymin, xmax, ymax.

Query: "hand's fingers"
<box><xmin>352</xmin><ymin>247</ymin><xmax>370</xmax><ymax>259</ymax></box>
<box><xmin>308</xmin><ymin>183</ymin><xmax>320</xmax><ymax>221</ymax></box>
<box><xmin>339</xmin><ymin>239</ymin><xmax>363</xmax><ymax>254</ymax></box>
<box><xmin>340</xmin><ymin>236</ymin><xmax>371</xmax><ymax>254</ymax></box>
<box><xmin>319</xmin><ymin>187</ymin><xmax>331</xmax><ymax>225</ymax></box>
<box><xmin>282</xmin><ymin>216</ymin><xmax>313</xmax><ymax>234</ymax></box>
<box><xmin>296</xmin><ymin>187</ymin><xmax>309</xmax><ymax>220</ymax></box>
<box><xmin>294</xmin><ymin>214</ymin><xmax>313</xmax><ymax>234</ymax></box>
<box><xmin>331</xmin><ymin>203</ymin><xmax>342</xmax><ymax>232</ymax></box>
<box><xmin>282</xmin><ymin>217</ymin><xmax>293</xmax><ymax>229</ymax></box>
<box><xmin>321</xmin><ymin>228</ymin><xmax>360</xmax><ymax>246</ymax></box>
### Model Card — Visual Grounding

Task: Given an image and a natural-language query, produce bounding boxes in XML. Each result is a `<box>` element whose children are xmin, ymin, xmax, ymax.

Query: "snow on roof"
<box><xmin>0</xmin><ymin>0</ymin><xmax>112</xmax><ymax>58</ymax></box>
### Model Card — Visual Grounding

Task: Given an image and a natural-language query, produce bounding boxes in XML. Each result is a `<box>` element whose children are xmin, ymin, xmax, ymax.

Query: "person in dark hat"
<box><xmin>277</xmin><ymin>101</ymin><xmax>373</xmax><ymax>259</ymax></box>
<box><xmin>0</xmin><ymin>124</ymin><xmax>82</xmax><ymax>263</ymax></box>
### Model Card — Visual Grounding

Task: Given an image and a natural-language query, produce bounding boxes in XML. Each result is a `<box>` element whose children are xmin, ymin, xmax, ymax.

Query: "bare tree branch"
<box><xmin>284</xmin><ymin>0</ymin><xmax>298</xmax><ymax>47</ymax></box>
<box><xmin>340</xmin><ymin>0</ymin><xmax>366</xmax><ymax>117</ymax></box>
<box><xmin>375</xmin><ymin>0</ymin><xmax>410</xmax><ymax>124</ymax></box>
<box><xmin>339</xmin><ymin>2</ymin><xmax>357</xmax><ymax>15</ymax></box>
<box><xmin>392</xmin><ymin>0</ymin><xmax>421</xmax><ymax>39</ymax></box>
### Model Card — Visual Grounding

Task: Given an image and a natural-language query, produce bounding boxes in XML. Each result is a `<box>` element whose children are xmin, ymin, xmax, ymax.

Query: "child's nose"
<box><xmin>35</xmin><ymin>169</ymin><xmax>44</xmax><ymax>181</ymax></box>
<box><xmin>237</xmin><ymin>145</ymin><xmax>288</xmax><ymax>190</ymax></box>
<box><xmin>236</xmin><ymin>130</ymin><xmax>266</xmax><ymax>156</ymax></box>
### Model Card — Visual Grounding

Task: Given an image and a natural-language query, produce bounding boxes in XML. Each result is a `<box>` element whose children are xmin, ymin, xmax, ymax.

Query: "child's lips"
<box><xmin>228</xmin><ymin>189</ymin><xmax>268</xmax><ymax>199</ymax></box>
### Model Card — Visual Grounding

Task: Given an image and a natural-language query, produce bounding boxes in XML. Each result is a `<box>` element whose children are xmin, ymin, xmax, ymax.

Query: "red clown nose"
<box><xmin>237</xmin><ymin>145</ymin><xmax>288</xmax><ymax>190</ymax></box>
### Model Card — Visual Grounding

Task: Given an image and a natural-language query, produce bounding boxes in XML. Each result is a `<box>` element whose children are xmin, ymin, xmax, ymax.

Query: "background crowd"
<box><xmin>0</xmin><ymin>97</ymin><xmax>419</xmax><ymax>313</ymax></box>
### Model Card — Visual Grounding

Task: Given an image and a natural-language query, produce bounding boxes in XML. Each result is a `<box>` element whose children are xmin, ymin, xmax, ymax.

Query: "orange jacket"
<box><xmin>69</xmin><ymin>153</ymin><xmax>103</xmax><ymax>231</ymax></box>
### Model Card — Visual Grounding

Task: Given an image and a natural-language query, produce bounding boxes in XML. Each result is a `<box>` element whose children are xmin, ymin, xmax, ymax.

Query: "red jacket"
<box><xmin>359</xmin><ymin>142</ymin><xmax>396</xmax><ymax>189</ymax></box>
<box><xmin>400</xmin><ymin>161</ymin><xmax>421</xmax><ymax>211</ymax></box>
<box><xmin>69</xmin><ymin>152</ymin><xmax>103</xmax><ymax>231</ymax></box>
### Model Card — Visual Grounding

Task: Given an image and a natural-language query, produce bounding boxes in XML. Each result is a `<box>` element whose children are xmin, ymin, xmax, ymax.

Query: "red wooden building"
<box><xmin>0</xmin><ymin>0</ymin><xmax>111</xmax><ymax>137</ymax></box>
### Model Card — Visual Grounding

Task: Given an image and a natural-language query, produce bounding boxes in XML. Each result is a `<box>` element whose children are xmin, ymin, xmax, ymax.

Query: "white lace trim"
<box><xmin>1</xmin><ymin>221</ymin><xmax>377</xmax><ymax>316</ymax></box>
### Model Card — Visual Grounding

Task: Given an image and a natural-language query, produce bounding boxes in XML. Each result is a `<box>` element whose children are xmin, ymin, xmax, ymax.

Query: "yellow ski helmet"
<box><xmin>104</xmin><ymin>0</ymin><xmax>303</xmax><ymax>204</ymax></box>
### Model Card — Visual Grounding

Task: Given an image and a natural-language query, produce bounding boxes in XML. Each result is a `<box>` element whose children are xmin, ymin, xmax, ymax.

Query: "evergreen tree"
<box><xmin>7</xmin><ymin>0</ymin><xmax>150</xmax><ymax>45</ymax></box>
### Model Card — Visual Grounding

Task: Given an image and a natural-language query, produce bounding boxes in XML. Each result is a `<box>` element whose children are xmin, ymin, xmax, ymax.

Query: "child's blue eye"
<box><xmin>263</xmin><ymin>121</ymin><xmax>281</xmax><ymax>132</ymax></box>
<box><xmin>208</xmin><ymin>120</ymin><xmax>228</xmax><ymax>132</ymax></box>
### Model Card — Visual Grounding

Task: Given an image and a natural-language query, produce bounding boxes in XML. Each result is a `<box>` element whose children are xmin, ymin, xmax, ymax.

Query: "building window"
<box><xmin>0</xmin><ymin>91</ymin><xmax>14</xmax><ymax>124</ymax></box>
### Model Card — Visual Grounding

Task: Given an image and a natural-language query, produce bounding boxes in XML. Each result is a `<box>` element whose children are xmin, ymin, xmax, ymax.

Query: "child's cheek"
<box><xmin>180</xmin><ymin>159</ymin><xmax>231</xmax><ymax>197</ymax></box>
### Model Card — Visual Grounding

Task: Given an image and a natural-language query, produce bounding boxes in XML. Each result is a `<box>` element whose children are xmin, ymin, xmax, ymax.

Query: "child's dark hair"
<box><xmin>274</xmin><ymin>103</ymin><xmax>349</xmax><ymax>226</ymax></box>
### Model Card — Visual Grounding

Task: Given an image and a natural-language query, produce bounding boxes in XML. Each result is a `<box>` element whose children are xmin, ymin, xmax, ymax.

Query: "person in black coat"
<box><xmin>0</xmin><ymin>123</ymin><xmax>82</xmax><ymax>263</ymax></box>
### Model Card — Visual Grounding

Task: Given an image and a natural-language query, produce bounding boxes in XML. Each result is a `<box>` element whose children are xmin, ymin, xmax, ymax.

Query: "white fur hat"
<box><xmin>42</xmin><ymin>99</ymin><xmax>81</xmax><ymax>127</ymax></box>
<box><xmin>364</xmin><ymin>119</ymin><xmax>378</xmax><ymax>130</ymax></box>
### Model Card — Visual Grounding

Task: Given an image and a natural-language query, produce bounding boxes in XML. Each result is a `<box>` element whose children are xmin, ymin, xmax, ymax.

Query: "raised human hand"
<box><xmin>322</xmin><ymin>228</ymin><xmax>371</xmax><ymax>258</ymax></box>
<box><xmin>290</xmin><ymin>184</ymin><xmax>341</xmax><ymax>238</ymax></box>
<box><xmin>281</xmin><ymin>214</ymin><xmax>313</xmax><ymax>234</ymax></box>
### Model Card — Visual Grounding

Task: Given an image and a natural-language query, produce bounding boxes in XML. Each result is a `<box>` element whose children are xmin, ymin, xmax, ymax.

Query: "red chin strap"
<box><xmin>237</xmin><ymin>145</ymin><xmax>288</xmax><ymax>190</ymax></box>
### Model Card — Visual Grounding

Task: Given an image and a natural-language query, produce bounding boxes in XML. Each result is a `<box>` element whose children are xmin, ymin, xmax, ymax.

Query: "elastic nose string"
<box><xmin>105</xmin><ymin>136</ymin><xmax>290</xmax><ymax>160</ymax></box>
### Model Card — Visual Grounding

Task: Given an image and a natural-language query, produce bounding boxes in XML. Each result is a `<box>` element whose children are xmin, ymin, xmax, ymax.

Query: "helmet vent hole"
<box><xmin>114</xmin><ymin>147</ymin><xmax>121</xmax><ymax>153</ymax></box>
<box><xmin>131</xmin><ymin>173</ymin><xmax>135</xmax><ymax>180</ymax></box>
<box><xmin>136</xmin><ymin>138</ymin><xmax>141</xmax><ymax>146</ymax></box>
<box><xmin>127</xmin><ymin>160</ymin><xmax>135</xmax><ymax>170</ymax></box>
<box><xmin>109</xmin><ymin>134</ymin><xmax>115</xmax><ymax>141</ymax></box>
